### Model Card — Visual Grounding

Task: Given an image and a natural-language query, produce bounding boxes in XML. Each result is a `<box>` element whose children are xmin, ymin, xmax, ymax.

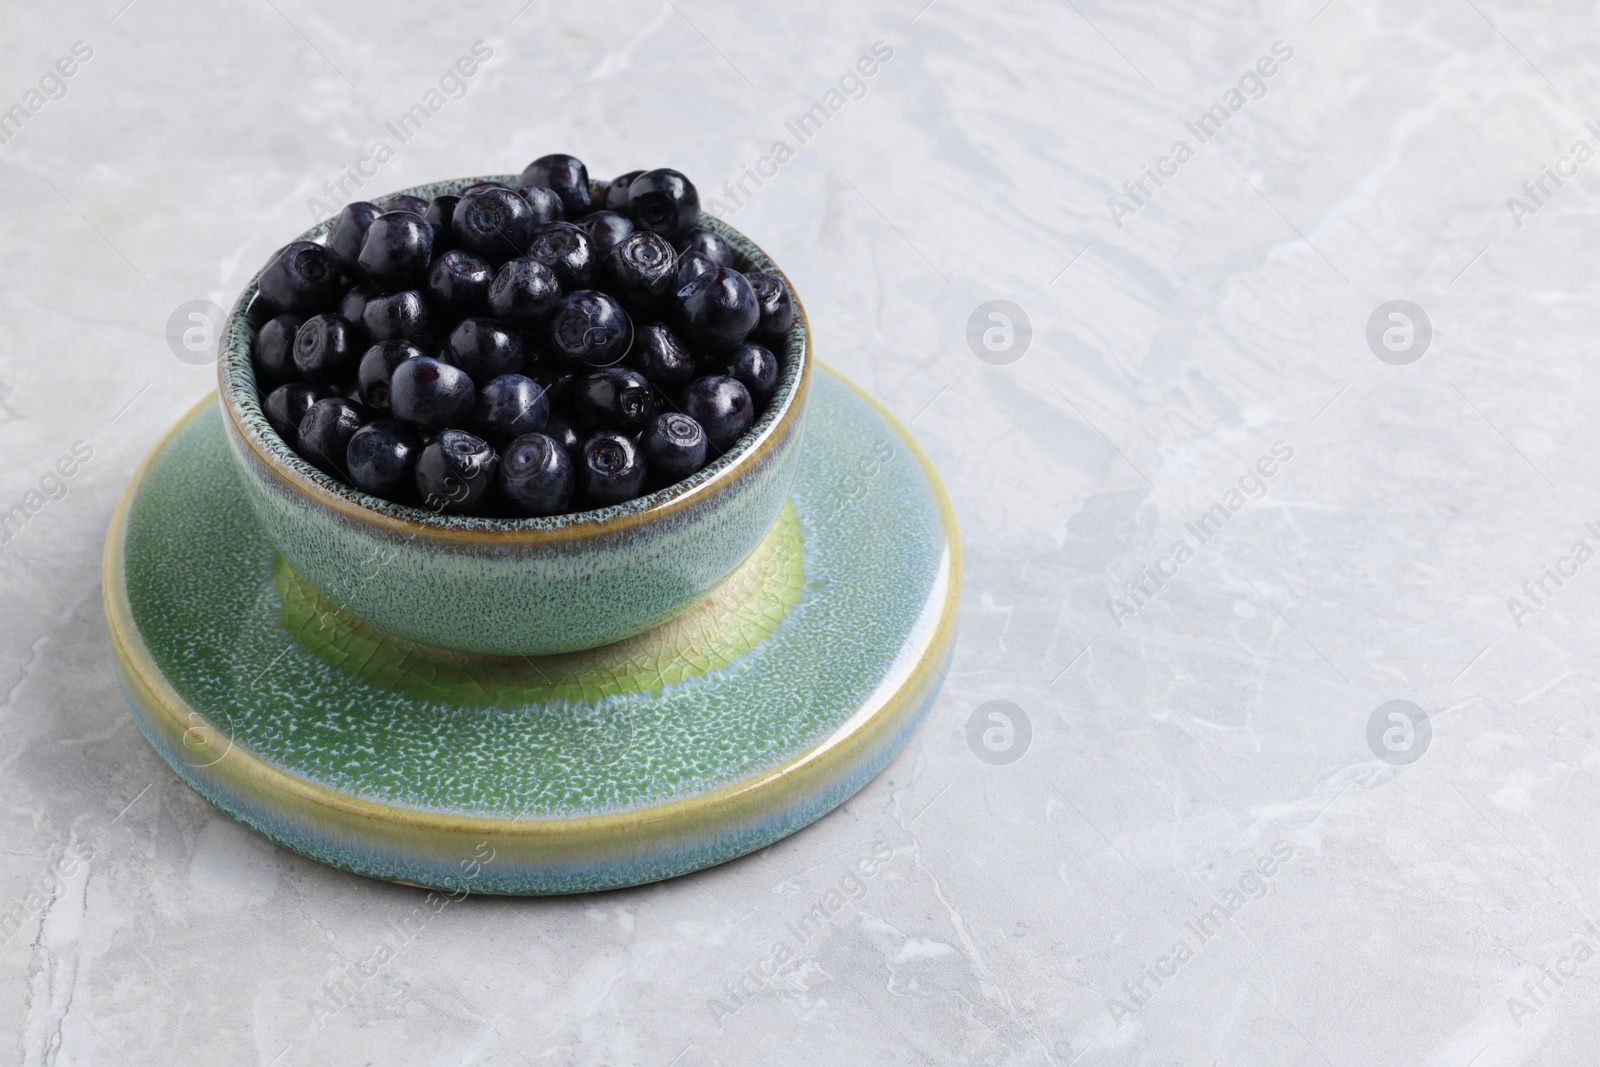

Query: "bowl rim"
<box><xmin>218</xmin><ymin>173</ymin><xmax>811</xmax><ymax>545</ymax></box>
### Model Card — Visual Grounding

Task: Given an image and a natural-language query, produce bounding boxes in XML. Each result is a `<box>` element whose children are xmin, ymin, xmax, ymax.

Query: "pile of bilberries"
<box><xmin>250</xmin><ymin>156</ymin><xmax>794</xmax><ymax>516</ymax></box>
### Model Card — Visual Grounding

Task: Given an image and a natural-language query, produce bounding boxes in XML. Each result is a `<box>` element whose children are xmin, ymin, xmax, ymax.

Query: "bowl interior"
<box><xmin>219</xmin><ymin>174</ymin><xmax>808</xmax><ymax>533</ymax></box>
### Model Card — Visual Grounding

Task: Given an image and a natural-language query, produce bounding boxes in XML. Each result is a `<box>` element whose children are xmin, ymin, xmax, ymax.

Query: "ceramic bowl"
<box><xmin>217</xmin><ymin>175</ymin><xmax>811</xmax><ymax>657</ymax></box>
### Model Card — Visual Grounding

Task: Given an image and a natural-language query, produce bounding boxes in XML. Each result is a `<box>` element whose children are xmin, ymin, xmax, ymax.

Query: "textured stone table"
<box><xmin>2</xmin><ymin>0</ymin><xmax>1596</xmax><ymax>1063</ymax></box>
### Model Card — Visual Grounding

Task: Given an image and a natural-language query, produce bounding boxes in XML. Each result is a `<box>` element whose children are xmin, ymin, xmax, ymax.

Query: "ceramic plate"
<box><xmin>104</xmin><ymin>367</ymin><xmax>958</xmax><ymax>894</ymax></box>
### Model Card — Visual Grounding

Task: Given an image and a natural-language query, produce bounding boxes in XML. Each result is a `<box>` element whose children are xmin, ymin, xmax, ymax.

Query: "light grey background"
<box><xmin>1</xmin><ymin>0</ymin><xmax>1596</xmax><ymax>1063</ymax></box>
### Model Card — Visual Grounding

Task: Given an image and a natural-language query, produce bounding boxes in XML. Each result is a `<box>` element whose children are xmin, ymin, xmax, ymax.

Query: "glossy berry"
<box><xmin>573</xmin><ymin>367</ymin><xmax>655</xmax><ymax>432</ymax></box>
<box><xmin>488</xmin><ymin>257</ymin><xmax>562</xmax><ymax>328</ymax></box>
<box><xmin>346</xmin><ymin>419</ymin><xmax>421</xmax><ymax>501</ymax></box>
<box><xmin>445</xmin><ymin>318</ymin><xmax>525</xmax><ymax>381</ymax></box>
<box><xmin>680</xmin><ymin>374</ymin><xmax>754</xmax><ymax>450</ymax></box>
<box><xmin>297</xmin><ymin>397</ymin><xmax>367</xmax><ymax>478</ymax></box>
<box><xmin>675</xmin><ymin>266</ymin><xmax>759</xmax><ymax>354</ymax></box>
<box><xmin>414</xmin><ymin>430</ymin><xmax>498</xmax><ymax>514</ymax></box>
<box><xmin>339</xmin><ymin>285</ymin><xmax>379</xmax><ymax>341</ymax></box>
<box><xmin>519</xmin><ymin>153</ymin><xmax>592</xmax><ymax>219</ymax></box>
<box><xmin>529</xmin><ymin>362</ymin><xmax>577</xmax><ymax>409</ymax></box>
<box><xmin>605</xmin><ymin>230</ymin><xmax>678</xmax><ymax>313</ymax></box>
<box><xmin>264</xmin><ymin>381</ymin><xmax>326</xmax><ymax>442</ymax></box>
<box><xmin>358</xmin><ymin>340</ymin><xmax>426</xmax><ymax>413</ymax></box>
<box><xmin>641</xmin><ymin>412</ymin><xmax>707</xmax><ymax>483</ymax></box>
<box><xmin>520</xmin><ymin>185</ymin><xmax>566</xmax><ymax>227</ymax></box>
<box><xmin>390</xmin><ymin>355</ymin><xmax>475</xmax><ymax>430</ymax></box>
<box><xmin>499</xmin><ymin>432</ymin><xmax>575</xmax><ymax>516</ymax></box>
<box><xmin>550</xmin><ymin>289</ymin><xmax>633</xmax><ymax>367</ymax></box>
<box><xmin>675</xmin><ymin>250</ymin><xmax>715</xmax><ymax>288</ymax></box>
<box><xmin>676</xmin><ymin>228</ymin><xmax>733</xmax><ymax>268</ymax></box>
<box><xmin>580</xmin><ymin>431</ymin><xmax>647</xmax><ymax>505</ymax></box>
<box><xmin>357</xmin><ymin>212</ymin><xmax>433</xmax><ymax>290</ymax></box>
<box><xmin>362</xmin><ymin>290</ymin><xmax>431</xmax><ymax>344</ymax></box>
<box><xmin>426</xmin><ymin>249</ymin><xmax>494</xmax><ymax>319</ymax></box>
<box><xmin>260</xmin><ymin>241</ymin><xmax>342</xmax><ymax>315</ymax></box>
<box><xmin>577</xmin><ymin>210</ymin><xmax>634</xmax><ymax>259</ymax></box>
<box><xmin>626</xmin><ymin>322</ymin><xmax>696</xmax><ymax>390</ymax></box>
<box><xmin>723</xmin><ymin>341</ymin><xmax>780</xmax><ymax>404</ymax></box>
<box><xmin>544</xmin><ymin>412</ymin><xmax>583</xmax><ymax>456</ymax></box>
<box><xmin>627</xmin><ymin>169</ymin><xmax>700</xmax><ymax>241</ymax></box>
<box><xmin>526</xmin><ymin>222</ymin><xmax>595</xmax><ymax>289</ymax></box>
<box><xmin>380</xmin><ymin>193</ymin><xmax>431</xmax><ymax>216</ymax></box>
<box><xmin>474</xmin><ymin>374</ymin><xmax>549</xmax><ymax>445</ymax></box>
<box><xmin>424</xmin><ymin>195</ymin><xmax>461</xmax><ymax>253</ymax></box>
<box><xmin>453</xmin><ymin>187</ymin><xmax>535</xmax><ymax>263</ymax></box>
<box><xmin>745</xmin><ymin>271</ymin><xmax>794</xmax><ymax>343</ymax></box>
<box><xmin>293</xmin><ymin>313</ymin><xmax>358</xmax><ymax>384</ymax></box>
<box><xmin>603</xmin><ymin>170</ymin><xmax>643</xmax><ymax>212</ymax></box>
<box><xmin>254</xmin><ymin>313</ymin><xmax>303</xmax><ymax>387</ymax></box>
<box><xmin>326</xmin><ymin>202</ymin><xmax>383</xmax><ymax>270</ymax></box>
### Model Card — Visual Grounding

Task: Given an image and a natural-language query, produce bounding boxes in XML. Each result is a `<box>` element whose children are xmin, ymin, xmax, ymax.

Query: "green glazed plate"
<box><xmin>104</xmin><ymin>367</ymin><xmax>959</xmax><ymax>894</ymax></box>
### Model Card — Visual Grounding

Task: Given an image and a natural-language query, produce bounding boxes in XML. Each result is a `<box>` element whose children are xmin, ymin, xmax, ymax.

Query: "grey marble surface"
<box><xmin>3</xmin><ymin>0</ymin><xmax>1599</xmax><ymax>1062</ymax></box>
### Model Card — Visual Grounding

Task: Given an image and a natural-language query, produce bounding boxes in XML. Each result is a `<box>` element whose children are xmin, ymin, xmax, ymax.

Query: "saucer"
<box><xmin>103</xmin><ymin>367</ymin><xmax>958</xmax><ymax>894</ymax></box>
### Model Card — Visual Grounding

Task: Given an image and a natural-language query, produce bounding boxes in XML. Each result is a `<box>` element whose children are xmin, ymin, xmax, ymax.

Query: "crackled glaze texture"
<box><xmin>107</xmin><ymin>368</ymin><xmax>958</xmax><ymax>894</ymax></box>
<box><xmin>218</xmin><ymin>176</ymin><xmax>811</xmax><ymax>656</ymax></box>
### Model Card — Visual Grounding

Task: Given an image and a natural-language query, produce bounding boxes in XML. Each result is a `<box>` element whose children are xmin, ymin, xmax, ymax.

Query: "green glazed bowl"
<box><xmin>218</xmin><ymin>175</ymin><xmax>811</xmax><ymax>657</ymax></box>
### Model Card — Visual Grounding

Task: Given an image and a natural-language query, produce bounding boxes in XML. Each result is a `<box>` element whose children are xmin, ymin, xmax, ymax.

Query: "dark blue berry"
<box><xmin>573</xmin><ymin>367</ymin><xmax>655</xmax><ymax>432</ymax></box>
<box><xmin>550</xmin><ymin>289</ymin><xmax>633</xmax><ymax>367</ymax></box>
<box><xmin>339</xmin><ymin>284</ymin><xmax>379</xmax><ymax>343</ymax></box>
<box><xmin>380</xmin><ymin>193</ymin><xmax>431</xmax><ymax>216</ymax></box>
<box><xmin>577</xmin><ymin>210</ymin><xmax>634</xmax><ymax>259</ymax></box>
<box><xmin>499</xmin><ymin>432</ymin><xmax>575</xmax><ymax>516</ymax></box>
<box><xmin>519</xmin><ymin>153</ymin><xmax>592</xmax><ymax>220</ymax></box>
<box><xmin>544</xmin><ymin>412</ymin><xmax>582</xmax><ymax>456</ymax></box>
<box><xmin>346</xmin><ymin>419</ymin><xmax>421</xmax><ymax>501</ymax></box>
<box><xmin>265</xmin><ymin>381</ymin><xmax>326</xmax><ymax>442</ymax></box>
<box><xmin>358</xmin><ymin>340</ymin><xmax>426</xmax><ymax>413</ymax></box>
<box><xmin>626</xmin><ymin>321</ymin><xmax>696</xmax><ymax>390</ymax></box>
<box><xmin>641</xmin><ymin>412</ymin><xmax>707</xmax><ymax>483</ymax></box>
<box><xmin>675</xmin><ymin>267</ymin><xmax>759</xmax><ymax>355</ymax></box>
<box><xmin>680</xmin><ymin>374</ymin><xmax>753</xmax><ymax>450</ymax></box>
<box><xmin>260</xmin><ymin>241</ymin><xmax>342</xmax><ymax>315</ymax></box>
<box><xmin>745</xmin><ymin>271</ymin><xmax>795</xmax><ymax>344</ymax></box>
<box><xmin>424</xmin><ymin>195</ymin><xmax>461</xmax><ymax>253</ymax></box>
<box><xmin>357</xmin><ymin>212</ymin><xmax>433</xmax><ymax>290</ymax></box>
<box><xmin>676</xmin><ymin>228</ymin><xmax>733</xmax><ymax>268</ymax></box>
<box><xmin>488</xmin><ymin>257</ymin><xmax>562</xmax><ymax>328</ymax></box>
<box><xmin>605</xmin><ymin>230</ymin><xmax>678</xmax><ymax>314</ymax></box>
<box><xmin>526</xmin><ymin>222</ymin><xmax>595</xmax><ymax>289</ymax></box>
<box><xmin>529</xmin><ymin>362</ymin><xmax>577</xmax><ymax>409</ymax></box>
<box><xmin>453</xmin><ymin>187</ymin><xmax>535</xmax><ymax>263</ymax></box>
<box><xmin>675</xmin><ymin>249</ymin><xmax>715</xmax><ymax>288</ymax></box>
<box><xmin>254</xmin><ymin>313</ymin><xmax>303</xmax><ymax>387</ymax></box>
<box><xmin>415</xmin><ymin>430</ymin><xmax>498</xmax><ymax>514</ymax></box>
<box><xmin>293</xmin><ymin>313</ymin><xmax>358</xmax><ymax>384</ymax></box>
<box><xmin>474</xmin><ymin>374</ymin><xmax>549</xmax><ymax>445</ymax></box>
<box><xmin>627</xmin><ymin>169</ymin><xmax>700</xmax><ymax>241</ymax></box>
<box><xmin>579</xmin><ymin>431</ymin><xmax>647</xmax><ymax>505</ymax></box>
<box><xmin>297</xmin><ymin>397</ymin><xmax>368</xmax><ymax>477</ymax></box>
<box><xmin>362</xmin><ymin>290</ymin><xmax>431</xmax><ymax>344</ymax></box>
<box><xmin>445</xmin><ymin>318</ymin><xmax>525</xmax><ymax>382</ymax></box>
<box><xmin>520</xmin><ymin>185</ymin><xmax>566</xmax><ymax>227</ymax></box>
<box><xmin>326</xmin><ymin>202</ymin><xmax>383</xmax><ymax>271</ymax></box>
<box><xmin>390</xmin><ymin>355</ymin><xmax>475</xmax><ymax>430</ymax></box>
<box><xmin>722</xmin><ymin>341</ymin><xmax>780</xmax><ymax>405</ymax></box>
<box><xmin>426</xmin><ymin>249</ymin><xmax>494</xmax><ymax>319</ymax></box>
<box><xmin>603</xmin><ymin>171</ymin><xmax>643</xmax><ymax>212</ymax></box>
